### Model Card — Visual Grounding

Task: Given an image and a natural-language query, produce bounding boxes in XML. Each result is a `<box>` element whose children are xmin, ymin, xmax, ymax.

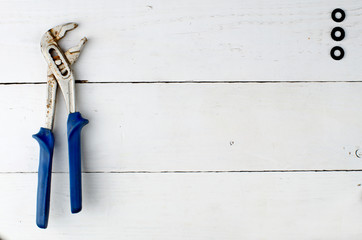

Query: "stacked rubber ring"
<box><xmin>330</xmin><ymin>9</ymin><xmax>345</xmax><ymax>60</ymax></box>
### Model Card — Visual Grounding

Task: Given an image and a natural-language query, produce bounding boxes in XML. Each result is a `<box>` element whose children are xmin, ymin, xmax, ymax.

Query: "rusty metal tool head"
<box><xmin>41</xmin><ymin>22</ymin><xmax>87</xmax><ymax>129</ymax></box>
<box><xmin>34</xmin><ymin>23</ymin><xmax>89</xmax><ymax>229</ymax></box>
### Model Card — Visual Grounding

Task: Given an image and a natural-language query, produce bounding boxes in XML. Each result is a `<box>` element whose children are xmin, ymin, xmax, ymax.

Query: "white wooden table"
<box><xmin>1</xmin><ymin>0</ymin><xmax>362</xmax><ymax>239</ymax></box>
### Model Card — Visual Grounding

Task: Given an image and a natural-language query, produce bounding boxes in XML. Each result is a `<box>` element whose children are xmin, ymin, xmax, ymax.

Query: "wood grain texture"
<box><xmin>1</xmin><ymin>0</ymin><xmax>362</xmax><ymax>238</ymax></box>
<box><xmin>1</xmin><ymin>172</ymin><xmax>362</xmax><ymax>239</ymax></box>
<box><xmin>1</xmin><ymin>83</ymin><xmax>362</xmax><ymax>172</ymax></box>
<box><xmin>0</xmin><ymin>0</ymin><xmax>362</xmax><ymax>82</ymax></box>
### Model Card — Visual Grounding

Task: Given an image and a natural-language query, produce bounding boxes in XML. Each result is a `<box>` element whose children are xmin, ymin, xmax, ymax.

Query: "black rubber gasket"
<box><xmin>330</xmin><ymin>46</ymin><xmax>344</xmax><ymax>60</ymax></box>
<box><xmin>331</xmin><ymin>8</ymin><xmax>345</xmax><ymax>22</ymax></box>
<box><xmin>331</xmin><ymin>27</ymin><xmax>345</xmax><ymax>41</ymax></box>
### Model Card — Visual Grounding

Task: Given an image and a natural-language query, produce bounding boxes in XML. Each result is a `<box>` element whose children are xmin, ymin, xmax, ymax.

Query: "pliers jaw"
<box><xmin>41</xmin><ymin>22</ymin><xmax>78</xmax><ymax>43</ymax></box>
<box><xmin>65</xmin><ymin>37</ymin><xmax>88</xmax><ymax>65</ymax></box>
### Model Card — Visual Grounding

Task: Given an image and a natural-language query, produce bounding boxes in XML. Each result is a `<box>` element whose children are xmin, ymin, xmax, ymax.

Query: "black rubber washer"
<box><xmin>331</xmin><ymin>8</ymin><xmax>345</xmax><ymax>22</ymax></box>
<box><xmin>331</xmin><ymin>27</ymin><xmax>345</xmax><ymax>41</ymax></box>
<box><xmin>330</xmin><ymin>46</ymin><xmax>344</xmax><ymax>60</ymax></box>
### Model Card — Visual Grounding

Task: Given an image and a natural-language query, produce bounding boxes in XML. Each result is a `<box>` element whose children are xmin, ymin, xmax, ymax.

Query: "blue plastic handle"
<box><xmin>67</xmin><ymin>112</ymin><xmax>88</xmax><ymax>213</ymax></box>
<box><xmin>33</xmin><ymin>128</ymin><xmax>55</xmax><ymax>229</ymax></box>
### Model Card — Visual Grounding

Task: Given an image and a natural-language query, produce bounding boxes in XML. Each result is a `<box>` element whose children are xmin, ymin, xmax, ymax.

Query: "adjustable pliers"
<box><xmin>33</xmin><ymin>23</ymin><xmax>88</xmax><ymax>229</ymax></box>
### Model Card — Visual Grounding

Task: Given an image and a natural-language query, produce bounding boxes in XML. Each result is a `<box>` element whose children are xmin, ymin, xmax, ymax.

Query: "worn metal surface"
<box><xmin>41</xmin><ymin>23</ymin><xmax>87</xmax><ymax>129</ymax></box>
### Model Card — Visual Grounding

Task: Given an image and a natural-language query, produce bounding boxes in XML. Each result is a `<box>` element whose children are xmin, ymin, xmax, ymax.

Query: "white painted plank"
<box><xmin>1</xmin><ymin>0</ymin><xmax>362</xmax><ymax>82</ymax></box>
<box><xmin>1</xmin><ymin>172</ymin><xmax>362</xmax><ymax>239</ymax></box>
<box><xmin>2</xmin><ymin>83</ymin><xmax>362</xmax><ymax>172</ymax></box>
